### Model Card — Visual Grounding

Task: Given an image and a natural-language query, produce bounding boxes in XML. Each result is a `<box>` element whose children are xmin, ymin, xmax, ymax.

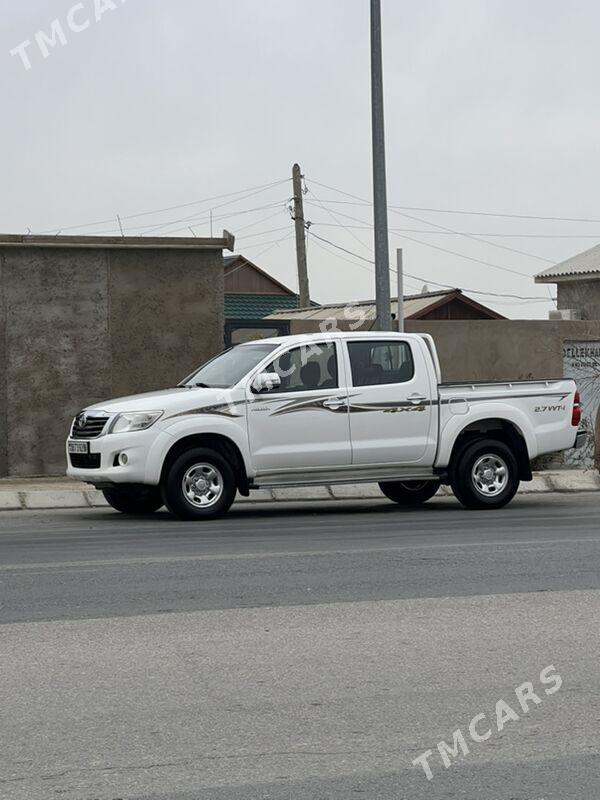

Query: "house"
<box><xmin>264</xmin><ymin>288</ymin><xmax>505</xmax><ymax>327</ymax></box>
<box><xmin>535</xmin><ymin>244</ymin><xmax>600</xmax><ymax>319</ymax></box>
<box><xmin>224</xmin><ymin>255</ymin><xmax>302</xmax><ymax>345</ymax></box>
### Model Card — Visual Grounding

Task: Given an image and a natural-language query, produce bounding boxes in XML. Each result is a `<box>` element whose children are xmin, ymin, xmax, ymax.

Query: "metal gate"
<box><xmin>563</xmin><ymin>341</ymin><xmax>600</xmax><ymax>467</ymax></box>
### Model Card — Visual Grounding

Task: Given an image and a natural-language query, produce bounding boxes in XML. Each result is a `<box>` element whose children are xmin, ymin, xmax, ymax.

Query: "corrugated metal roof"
<box><xmin>535</xmin><ymin>244</ymin><xmax>600</xmax><ymax>282</ymax></box>
<box><xmin>265</xmin><ymin>290</ymin><xmax>455</xmax><ymax>321</ymax></box>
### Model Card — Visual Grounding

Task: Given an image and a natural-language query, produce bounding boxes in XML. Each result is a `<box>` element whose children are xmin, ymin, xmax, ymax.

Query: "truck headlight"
<box><xmin>109</xmin><ymin>411</ymin><xmax>163</xmax><ymax>434</ymax></box>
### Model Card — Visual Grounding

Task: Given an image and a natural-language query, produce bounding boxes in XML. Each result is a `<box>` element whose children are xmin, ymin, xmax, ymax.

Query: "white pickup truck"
<box><xmin>66</xmin><ymin>331</ymin><xmax>585</xmax><ymax>520</ymax></box>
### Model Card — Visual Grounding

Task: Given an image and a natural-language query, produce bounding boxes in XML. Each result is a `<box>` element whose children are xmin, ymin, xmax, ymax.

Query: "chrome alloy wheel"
<box><xmin>471</xmin><ymin>454</ymin><xmax>508</xmax><ymax>497</ymax></box>
<box><xmin>182</xmin><ymin>463</ymin><xmax>224</xmax><ymax>508</ymax></box>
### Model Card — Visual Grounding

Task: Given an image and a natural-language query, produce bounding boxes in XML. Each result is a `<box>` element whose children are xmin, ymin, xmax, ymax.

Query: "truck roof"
<box><xmin>239</xmin><ymin>331</ymin><xmax>423</xmax><ymax>347</ymax></box>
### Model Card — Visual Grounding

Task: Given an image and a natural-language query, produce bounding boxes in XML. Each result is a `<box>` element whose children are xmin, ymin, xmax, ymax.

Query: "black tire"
<box><xmin>451</xmin><ymin>439</ymin><xmax>520</xmax><ymax>510</ymax></box>
<box><xmin>379</xmin><ymin>479</ymin><xmax>440</xmax><ymax>505</ymax></box>
<box><xmin>161</xmin><ymin>447</ymin><xmax>236</xmax><ymax>520</ymax></box>
<box><xmin>102</xmin><ymin>485</ymin><xmax>163</xmax><ymax>515</ymax></box>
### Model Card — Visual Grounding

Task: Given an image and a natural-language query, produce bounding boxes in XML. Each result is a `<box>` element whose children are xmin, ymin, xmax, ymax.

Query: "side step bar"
<box><xmin>252</xmin><ymin>465</ymin><xmax>444</xmax><ymax>489</ymax></box>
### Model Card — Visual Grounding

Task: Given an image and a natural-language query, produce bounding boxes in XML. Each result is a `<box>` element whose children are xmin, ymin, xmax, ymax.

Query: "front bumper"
<box><xmin>574</xmin><ymin>430</ymin><xmax>588</xmax><ymax>450</ymax></box>
<box><xmin>66</xmin><ymin>428</ymin><xmax>172</xmax><ymax>486</ymax></box>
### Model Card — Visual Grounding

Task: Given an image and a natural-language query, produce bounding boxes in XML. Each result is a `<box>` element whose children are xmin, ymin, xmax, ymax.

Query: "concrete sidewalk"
<box><xmin>0</xmin><ymin>470</ymin><xmax>598</xmax><ymax>511</ymax></box>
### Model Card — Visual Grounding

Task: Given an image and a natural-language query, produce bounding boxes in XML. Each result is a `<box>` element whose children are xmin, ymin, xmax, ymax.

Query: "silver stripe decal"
<box><xmin>166</xmin><ymin>390</ymin><xmax>570</xmax><ymax>421</ymax></box>
<box><xmin>170</xmin><ymin>402</ymin><xmax>245</xmax><ymax>419</ymax></box>
<box><xmin>437</xmin><ymin>391</ymin><xmax>570</xmax><ymax>405</ymax></box>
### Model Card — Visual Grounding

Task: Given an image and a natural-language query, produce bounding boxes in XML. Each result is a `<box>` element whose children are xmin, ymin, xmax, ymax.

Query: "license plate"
<box><xmin>68</xmin><ymin>441</ymin><xmax>90</xmax><ymax>454</ymax></box>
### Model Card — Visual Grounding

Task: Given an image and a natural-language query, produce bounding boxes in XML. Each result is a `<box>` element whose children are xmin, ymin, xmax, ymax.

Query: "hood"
<box><xmin>84</xmin><ymin>387</ymin><xmax>234</xmax><ymax>416</ymax></box>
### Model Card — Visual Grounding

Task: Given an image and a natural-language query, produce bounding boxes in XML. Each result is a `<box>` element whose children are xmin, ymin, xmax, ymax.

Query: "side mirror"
<box><xmin>251</xmin><ymin>372</ymin><xmax>281</xmax><ymax>394</ymax></box>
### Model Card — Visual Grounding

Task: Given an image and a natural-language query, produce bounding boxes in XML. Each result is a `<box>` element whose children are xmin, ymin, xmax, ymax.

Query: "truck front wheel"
<box><xmin>379</xmin><ymin>480</ymin><xmax>440</xmax><ymax>505</ymax></box>
<box><xmin>451</xmin><ymin>439</ymin><xmax>519</xmax><ymax>509</ymax></box>
<box><xmin>161</xmin><ymin>447</ymin><xmax>237</xmax><ymax>520</ymax></box>
<box><xmin>102</xmin><ymin>485</ymin><xmax>163</xmax><ymax>515</ymax></box>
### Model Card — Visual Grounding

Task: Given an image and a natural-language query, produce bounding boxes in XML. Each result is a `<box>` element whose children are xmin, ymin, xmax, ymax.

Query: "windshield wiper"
<box><xmin>193</xmin><ymin>382</ymin><xmax>212</xmax><ymax>388</ymax></box>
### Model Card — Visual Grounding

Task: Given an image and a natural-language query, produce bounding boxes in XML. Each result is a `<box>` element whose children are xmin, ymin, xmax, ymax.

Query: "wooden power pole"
<box><xmin>292</xmin><ymin>163</ymin><xmax>310</xmax><ymax>308</ymax></box>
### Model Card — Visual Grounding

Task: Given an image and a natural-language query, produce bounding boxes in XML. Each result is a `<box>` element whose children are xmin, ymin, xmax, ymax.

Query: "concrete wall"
<box><xmin>406</xmin><ymin>320</ymin><xmax>600</xmax><ymax>381</ymax></box>
<box><xmin>0</xmin><ymin>245</ymin><xmax>224</xmax><ymax>477</ymax></box>
<box><xmin>557</xmin><ymin>279</ymin><xmax>600</xmax><ymax>321</ymax></box>
<box><xmin>287</xmin><ymin>318</ymin><xmax>600</xmax><ymax>382</ymax></box>
<box><xmin>108</xmin><ymin>249</ymin><xmax>223</xmax><ymax>397</ymax></box>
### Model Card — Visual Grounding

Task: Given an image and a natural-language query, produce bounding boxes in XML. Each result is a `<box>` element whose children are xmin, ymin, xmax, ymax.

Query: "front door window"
<box><xmin>265</xmin><ymin>343</ymin><xmax>338</xmax><ymax>392</ymax></box>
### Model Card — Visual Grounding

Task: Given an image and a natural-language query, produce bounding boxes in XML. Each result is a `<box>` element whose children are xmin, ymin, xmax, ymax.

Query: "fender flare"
<box><xmin>435</xmin><ymin>404</ymin><xmax>537</xmax><ymax>469</ymax></box>
<box><xmin>145</xmin><ymin>418</ymin><xmax>252</xmax><ymax>485</ymax></box>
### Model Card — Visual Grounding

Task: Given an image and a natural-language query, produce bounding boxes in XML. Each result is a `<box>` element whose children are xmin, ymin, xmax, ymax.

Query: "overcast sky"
<box><xmin>2</xmin><ymin>0</ymin><xmax>600</xmax><ymax>318</ymax></box>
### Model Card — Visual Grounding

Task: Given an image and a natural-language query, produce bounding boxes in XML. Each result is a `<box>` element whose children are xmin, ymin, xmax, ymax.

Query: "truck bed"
<box><xmin>435</xmin><ymin>377</ymin><xmax>577</xmax><ymax>463</ymax></box>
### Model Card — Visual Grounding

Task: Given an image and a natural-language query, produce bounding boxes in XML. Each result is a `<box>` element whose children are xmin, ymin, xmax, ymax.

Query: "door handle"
<box><xmin>408</xmin><ymin>393</ymin><xmax>428</xmax><ymax>404</ymax></box>
<box><xmin>323</xmin><ymin>397</ymin><xmax>346</xmax><ymax>410</ymax></box>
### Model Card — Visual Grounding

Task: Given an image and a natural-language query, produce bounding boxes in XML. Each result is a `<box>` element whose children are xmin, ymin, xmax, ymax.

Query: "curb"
<box><xmin>0</xmin><ymin>471</ymin><xmax>598</xmax><ymax>511</ymax></box>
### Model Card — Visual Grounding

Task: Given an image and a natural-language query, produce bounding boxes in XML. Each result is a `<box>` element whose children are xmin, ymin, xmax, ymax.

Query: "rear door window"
<box><xmin>347</xmin><ymin>341</ymin><xmax>414</xmax><ymax>387</ymax></box>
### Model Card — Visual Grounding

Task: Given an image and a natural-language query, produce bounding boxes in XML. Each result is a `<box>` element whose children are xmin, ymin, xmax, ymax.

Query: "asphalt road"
<box><xmin>1</xmin><ymin>494</ymin><xmax>600</xmax><ymax>799</ymax></box>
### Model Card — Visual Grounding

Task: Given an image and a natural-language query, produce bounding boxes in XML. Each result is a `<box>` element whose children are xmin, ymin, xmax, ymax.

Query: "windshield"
<box><xmin>180</xmin><ymin>343</ymin><xmax>278</xmax><ymax>389</ymax></box>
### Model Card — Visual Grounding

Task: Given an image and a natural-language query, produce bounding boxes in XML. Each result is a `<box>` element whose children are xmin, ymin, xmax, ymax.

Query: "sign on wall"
<box><xmin>563</xmin><ymin>341</ymin><xmax>600</xmax><ymax>467</ymax></box>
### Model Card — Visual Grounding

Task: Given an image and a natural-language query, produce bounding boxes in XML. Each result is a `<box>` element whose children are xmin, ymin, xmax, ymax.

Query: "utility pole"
<box><xmin>370</xmin><ymin>0</ymin><xmax>392</xmax><ymax>331</ymax></box>
<box><xmin>292</xmin><ymin>163</ymin><xmax>310</xmax><ymax>308</ymax></box>
<box><xmin>396</xmin><ymin>248</ymin><xmax>404</xmax><ymax>332</ymax></box>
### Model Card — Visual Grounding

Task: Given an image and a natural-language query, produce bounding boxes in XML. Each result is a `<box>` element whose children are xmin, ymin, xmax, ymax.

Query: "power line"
<box><xmin>231</xmin><ymin>207</ymin><xmax>288</xmax><ymax>235</ymax></box>
<box><xmin>146</xmin><ymin>200</ymin><xmax>287</xmax><ymax>233</ymax></box>
<box><xmin>135</xmin><ymin>221</ymin><xmax>283</xmax><ymax>242</ymax></box>
<box><xmin>72</xmin><ymin>200</ymin><xmax>288</xmax><ymax>239</ymax></box>
<box><xmin>224</xmin><ymin>233</ymin><xmax>295</xmax><ymax>278</ymax></box>
<box><xmin>139</xmin><ymin>186</ymin><xmax>291</xmax><ymax>236</ymax></box>
<box><xmin>236</xmin><ymin>233</ymin><xmax>296</xmax><ymax>250</ymax></box>
<box><xmin>304</xmin><ymin>220</ymin><xmax>600</xmax><ymax>239</ymax></box>
<box><xmin>35</xmin><ymin>178</ymin><xmax>291</xmax><ymax>235</ymax></box>
<box><xmin>308</xmin><ymin>231</ymin><xmax>422</xmax><ymax>293</ymax></box>
<box><xmin>308</xmin><ymin>230</ymin><xmax>554</xmax><ymax>302</ymax></box>
<box><xmin>236</xmin><ymin>226</ymin><xmax>290</xmax><ymax>241</ymax></box>
<box><xmin>308</xmin><ymin>230</ymin><xmax>556</xmax><ymax>307</ymax></box>
<box><xmin>308</xmin><ymin>233</ymin><xmax>545</xmax><ymax>306</ymax></box>
<box><xmin>307</xmin><ymin>178</ymin><xmax>600</xmax><ymax>224</ymax></box>
<box><xmin>251</xmin><ymin>233</ymin><xmax>295</xmax><ymax>260</ymax></box>
<box><xmin>306</xmin><ymin>202</ymin><xmax>534</xmax><ymax>279</ymax></box>
<box><xmin>387</xmin><ymin>207</ymin><xmax>553</xmax><ymax>263</ymax></box>
<box><xmin>305</xmin><ymin>182</ymin><xmax>553</xmax><ymax>268</ymax></box>
<box><xmin>306</xmin><ymin>188</ymin><xmax>372</xmax><ymax>254</ymax></box>
<box><xmin>392</xmin><ymin>232</ymin><xmax>539</xmax><ymax>279</ymax></box>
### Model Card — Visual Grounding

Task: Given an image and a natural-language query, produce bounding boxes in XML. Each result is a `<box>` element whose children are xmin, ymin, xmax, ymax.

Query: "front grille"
<box><xmin>71</xmin><ymin>413</ymin><xmax>109</xmax><ymax>439</ymax></box>
<box><xmin>69</xmin><ymin>453</ymin><xmax>101</xmax><ymax>469</ymax></box>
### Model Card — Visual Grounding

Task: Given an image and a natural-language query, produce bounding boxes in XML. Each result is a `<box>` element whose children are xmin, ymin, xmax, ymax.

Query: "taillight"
<box><xmin>572</xmin><ymin>390</ymin><xmax>581</xmax><ymax>427</ymax></box>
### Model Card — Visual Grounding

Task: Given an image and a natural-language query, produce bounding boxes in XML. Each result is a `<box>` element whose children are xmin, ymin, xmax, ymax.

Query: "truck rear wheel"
<box><xmin>379</xmin><ymin>480</ymin><xmax>440</xmax><ymax>505</ymax></box>
<box><xmin>451</xmin><ymin>439</ymin><xmax>519</xmax><ymax>509</ymax></box>
<box><xmin>102</xmin><ymin>485</ymin><xmax>163</xmax><ymax>515</ymax></box>
<box><xmin>161</xmin><ymin>447</ymin><xmax>237</xmax><ymax>520</ymax></box>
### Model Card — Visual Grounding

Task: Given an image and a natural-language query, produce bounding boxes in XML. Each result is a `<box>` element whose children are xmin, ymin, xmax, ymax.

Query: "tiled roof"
<box><xmin>535</xmin><ymin>244</ymin><xmax>600</xmax><ymax>282</ymax></box>
<box><xmin>225</xmin><ymin>293</ymin><xmax>301</xmax><ymax>320</ymax></box>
